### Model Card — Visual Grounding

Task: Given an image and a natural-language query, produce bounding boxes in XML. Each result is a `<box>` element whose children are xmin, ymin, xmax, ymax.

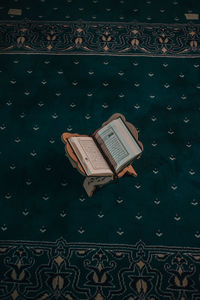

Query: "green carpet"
<box><xmin>0</xmin><ymin>1</ymin><xmax>200</xmax><ymax>299</ymax></box>
<box><xmin>0</xmin><ymin>0</ymin><xmax>200</xmax><ymax>23</ymax></box>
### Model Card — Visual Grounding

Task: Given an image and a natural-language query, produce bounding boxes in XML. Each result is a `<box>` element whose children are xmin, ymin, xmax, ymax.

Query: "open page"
<box><xmin>68</xmin><ymin>136</ymin><xmax>113</xmax><ymax>176</ymax></box>
<box><xmin>95</xmin><ymin>118</ymin><xmax>142</xmax><ymax>173</ymax></box>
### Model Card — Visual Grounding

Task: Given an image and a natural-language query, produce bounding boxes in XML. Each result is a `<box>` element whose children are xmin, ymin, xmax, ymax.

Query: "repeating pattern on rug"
<box><xmin>1</xmin><ymin>0</ymin><xmax>200</xmax><ymax>23</ymax></box>
<box><xmin>0</xmin><ymin>238</ymin><xmax>200</xmax><ymax>299</ymax></box>
<box><xmin>0</xmin><ymin>55</ymin><xmax>200</xmax><ymax>245</ymax></box>
<box><xmin>1</xmin><ymin>21</ymin><xmax>200</xmax><ymax>56</ymax></box>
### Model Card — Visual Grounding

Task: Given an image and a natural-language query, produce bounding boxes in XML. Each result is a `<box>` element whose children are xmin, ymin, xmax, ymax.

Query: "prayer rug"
<box><xmin>0</xmin><ymin>1</ymin><xmax>200</xmax><ymax>299</ymax></box>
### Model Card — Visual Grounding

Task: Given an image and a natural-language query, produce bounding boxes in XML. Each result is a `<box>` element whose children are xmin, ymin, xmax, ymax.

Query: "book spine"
<box><xmin>91</xmin><ymin>134</ymin><xmax>118</xmax><ymax>179</ymax></box>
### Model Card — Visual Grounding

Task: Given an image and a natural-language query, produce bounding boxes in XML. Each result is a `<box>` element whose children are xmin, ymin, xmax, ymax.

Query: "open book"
<box><xmin>68</xmin><ymin>117</ymin><xmax>142</xmax><ymax>176</ymax></box>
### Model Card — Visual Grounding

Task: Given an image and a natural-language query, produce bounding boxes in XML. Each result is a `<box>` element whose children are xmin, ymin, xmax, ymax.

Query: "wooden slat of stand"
<box><xmin>117</xmin><ymin>165</ymin><xmax>137</xmax><ymax>178</ymax></box>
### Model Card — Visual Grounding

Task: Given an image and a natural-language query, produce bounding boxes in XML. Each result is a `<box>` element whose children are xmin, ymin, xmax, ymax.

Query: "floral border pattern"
<box><xmin>0</xmin><ymin>238</ymin><xmax>200</xmax><ymax>299</ymax></box>
<box><xmin>0</xmin><ymin>20</ymin><xmax>200</xmax><ymax>57</ymax></box>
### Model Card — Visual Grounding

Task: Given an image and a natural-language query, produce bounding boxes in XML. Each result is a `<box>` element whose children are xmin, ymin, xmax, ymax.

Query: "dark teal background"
<box><xmin>1</xmin><ymin>0</ymin><xmax>200</xmax><ymax>23</ymax></box>
<box><xmin>0</xmin><ymin>54</ymin><xmax>200</xmax><ymax>246</ymax></box>
<box><xmin>1</xmin><ymin>0</ymin><xmax>200</xmax><ymax>297</ymax></box>
<box><xmin>1</xmin><ymin>1</ymin><xmax>200</xmax><ymax>298</ymax></box>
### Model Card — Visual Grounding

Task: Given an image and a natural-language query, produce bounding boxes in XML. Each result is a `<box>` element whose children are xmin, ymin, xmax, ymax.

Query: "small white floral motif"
<box><xmin>49</xmin><ymin>138</ymin><xmax>55</xmax><ymax>144</ymax></box>
<box><xmin>98</xmin><ymin>212</ymin><xmax>104</xmax><ymax>218</ymax></box>
<box><xmin>10</xmin><ymin>79</ymin><xmax>16</xmax><ymax>84</ymax></box>
<box><xmin>79</xmin><ymin>195</ymin><xmax>86</xmax><ymax>202</ymax></box>
<box><xmin>41</xmin><ymin>79</ymin><xmax>47</xmax><ymax>85</ymax></box>
<box><xmin>181</xmin><ymin>94</ymin><xmax>187</xmax><ymax>100</ymax></box>
<box><xmin>174</xmin><ymin>214</ymin><xmax>181</xmax><ymax>221</ymax></box>
<box><xmin>30</xmin><ymin>150</ymin><xmax>37</xmax><ymax>157</ymax></box>
<box><xmin>5</xmin><ymin>193</ymin><xmax>12</xmax><ymax>199</ymax></box>
<box><xmin>166</xmin><ymin>105</ymin><xmax>172</xmax><ymax>110</ymax></box>
<box><xmin>154</xmin><ymin>198</ymin><xmax>160</xmax><ymax>205</ymax></box>
<box><xmin>14</xmin><ymin>137</ymin><xmax>21</xmax><ymax>143</ymax></box>
<box><xmin>117</xmin><ymin>228</ymin><xmax>124</xmax><ymax>236</ymax></box>
<box><xmin>189</xmin><ymin>169</ymin><xmax>195</xmax><ymax>175</ymax></box>
<box><xmin>151</xmin><ymin>116</ymin><xmax>157</xmax><ymax>122</ymax></box>
<box><xmin>135</xmin><ymin>183</ymin><xmax>141</xmax><ymax>189</ymax></box>
<box><xmin>0</xmin><ymin>124</ymin><xmax>6</xmax><ymax>130</ymax></box>
<box><xmin>85</xmin><ymin>114</ymin><xmax>91</xmax><ymax>119</ymax></box>
<box><xmin>134</xmin><ymin>104</ymin><xmax>140</xmax><ymax>110</ymax></box>
<box><xmin>153</xmin><ymin>168</ymin><xmax>159</xmax><ymax>174</ymax></box>
<box><xmin>116</xmin><ymin>197</ymin><xmax>123</xmax><ymax>204</ymax></box>
<box><xmin>156</xmin><ymin>230</ymin><xmax>163</xmax><ymax>237</ymax></box>
<box><xmin>78</xmin><ymin>227</ymin><xmax>85</xmax><ymax>234</ymax></box>
<box><xmin>152</xmin><ymin>141</ymin><xmax>157</xmax><ymax>147</ymax></box>
<box><xmin>148</xmin><ymin>72</ymin><xmax>154</xmax><ymax>77</ymax></box>
<box><xmin>183</xmin><ymin>117</ymin><xmax>190</xmax><ymax>123</ymax></box>
<box><xmin>42</xmin><ymin>194</ymin><xmax>49</xmax><ymax>201</ymax></box>
<box><xmin>186</xmin><ymin>142</ymin><xmax>192</xmax><ymax>148</ymax></box>
<box><xmin>38</xmin><ymin>101</ymin><xmax>44</xmax><ymax>107</ymax></box>
<box><xmin>102</xmin><ymin>103</ymin><xmax>109</xmax><ymax>108</ymax></box>
<box><xmin>191</xmin><ymin>199</ymin><xmax>198</xmax><ymax>206</ymax></box>
<box><xmin>136</xmin><ymin>213</ymin><xmax>142</xmax><ymax>220</ymax></box>
<box><xmin>195</xmin><ymin>231</ymin><xmax>200</xmax><ymax>238</ymax></box>
<box><xmin>10</xmin><ymin>164</ymin><xmax>16</xmax><ymax>170</ymax></box>
<box><xmin>169</xmin><ymin>155</ymin><xmax>176</xmax><ymax>161</ymax></box>
<box><xmin>60</xmin><ymin>211</ymin><xmax>67</xmax><ymax>218</ymax></box>
<box><xmin>171</xmin><ymin>184</ymin><xmax>178</xmax><ymax>190</ymax></box>
<box><xmin>118</xmin><ymin>71</ymin><xmax>124</xmax><ymax>76</ymax></box>
<box><xmin>40</xmin><ymin>226</ymin><xmax>47</xmax><ymax>233</ymax></box>
<box><xmin>164</xmin><ymin>83</ymin><xmax>170</xmax><ymax>88</ymax></box>
<box><xmin>52</xmin><ymin>113</ymin><xmax>58</xmax><ymax>119</ymax></box>
<box><xmin>6</xmin><ymin>100</ymin><xmax>12</xmax><ymax>106</ymax></box>
<box><xmin>26</xmin><ymin>179</ymin><xmax>32</xmax><ymax>186</ymax></box>
<box><xmin>33</xmin><ymin>125</ymin><xmax>39</xmax><ymax>131</ymax></box>
<box><xmin>22</xmin><ymin>209</ymin><xmax>29</xmax><ymax>216</ymax></box>
<box><xmin>168</xmin><ymin>129</ymin><xmax>174</xmax><ymax>135</ymax></box>
<box><xmin>1</xmin><ymin>224</ymin><xmax>7</xmax><ymax>231</ymax></box>
<box><xmin>70</xmin><ymin>102</ymin><xmax>76</xmax><ymax>108</ymax></box>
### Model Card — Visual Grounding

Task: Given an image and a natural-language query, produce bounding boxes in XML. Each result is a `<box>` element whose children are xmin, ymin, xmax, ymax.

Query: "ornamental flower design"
<box><xmin>128</xmin><ymin>26</ymin><xmax>144</xmax><ymax>50</ymax></box>
<box><xmin>0</xmin><ymin>21</ymin><xmax>200</xmax><ymax>55</ymax></box>
<box><xmin>97</xmin><ymin>25</ymin><xmax>117</xmax><ymax>51</ymax></box>
<box><xmin>187</xmin><ymin>26</ymin><xmax>200</xmax><ymax>51</ymax></box>
<box><xmin>0</xmin><ymin>239</ymin><xmax>200</xmax><ymax>298</ymax></box>
<box><xmin>154</xmin><ymin>27</ymin><xmax>175</xmax><ymax>54</ymax></box>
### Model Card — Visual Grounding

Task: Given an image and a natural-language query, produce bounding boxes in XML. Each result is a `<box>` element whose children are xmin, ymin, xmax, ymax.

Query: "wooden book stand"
<box><xmin>61</xmin><ymin>113</ymin><xmax>143</xmax><ymax>197</ymax></box>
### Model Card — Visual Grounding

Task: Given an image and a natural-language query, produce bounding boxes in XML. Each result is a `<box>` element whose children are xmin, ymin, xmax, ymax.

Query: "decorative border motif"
<box><xmin>0</xmin><ymin>238</ymin><xmax>200</xmax><ymax>299</ymax></box>
<box><xmin>0</xmin><ymin>20</ymin><xmax>200</xmax><ymax>57</ymax></box>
